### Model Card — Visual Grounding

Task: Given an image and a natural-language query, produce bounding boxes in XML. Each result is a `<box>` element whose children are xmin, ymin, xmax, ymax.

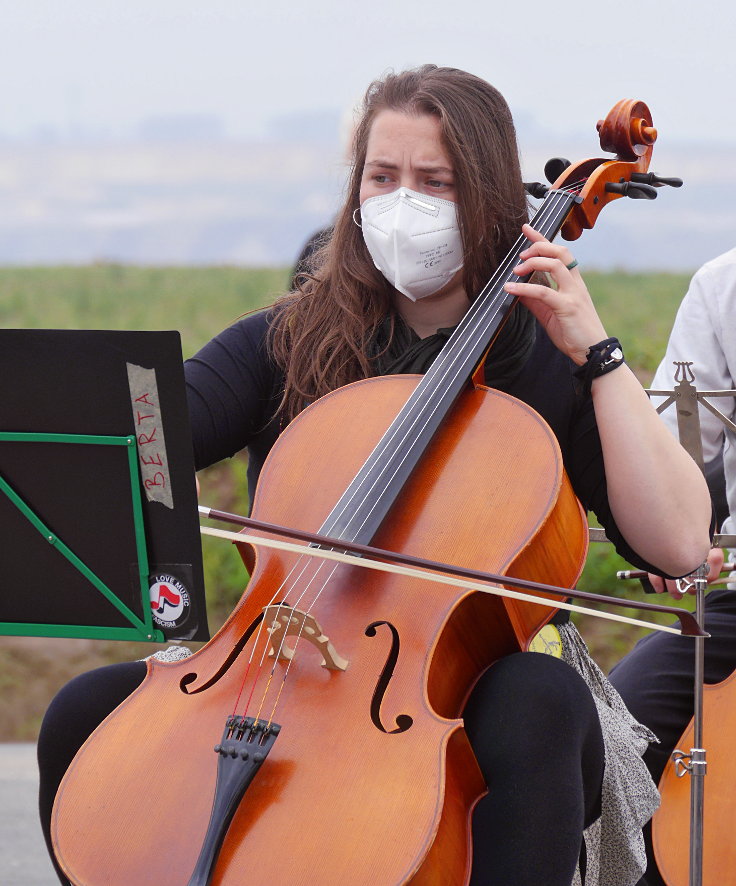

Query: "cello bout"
<box><xmin>654</xmin><ymin>671</ymin><xmax>736</xmax><ymax>885</ymax></box>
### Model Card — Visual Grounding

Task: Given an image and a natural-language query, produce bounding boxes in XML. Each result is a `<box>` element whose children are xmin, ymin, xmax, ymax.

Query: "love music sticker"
<box><xmin>149</xmin><ymin>573</ymin><xmax>191</xmax><ymax>630</ymax></box>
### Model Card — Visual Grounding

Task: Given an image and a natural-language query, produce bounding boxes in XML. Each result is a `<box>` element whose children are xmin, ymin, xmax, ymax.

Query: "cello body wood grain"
<box><xmin>654</xmin><ymin>671</ymin><xmax>736</xmax><ymax>886</ymax></box>
<box><xmin>52</xmin><ymin>377</ymin><xmax>587</xmax><ymax>885</ymax></box>
<box><xmin>50</xmin><ymin>95</ymin><xmax>673</xmax><ymax>885</ymax></box>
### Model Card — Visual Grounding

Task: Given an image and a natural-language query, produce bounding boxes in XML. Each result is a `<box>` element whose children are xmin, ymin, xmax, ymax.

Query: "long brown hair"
<box><xmin>270</xmin><ymin>64</ymin><xmax>529</xmax><ymax>421</ymax></box>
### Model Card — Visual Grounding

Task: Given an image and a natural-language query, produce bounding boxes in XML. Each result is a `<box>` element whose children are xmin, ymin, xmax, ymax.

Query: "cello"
<box><xmin>651</xmin><ymin>554</ymin><xmax>736</xmax><ymax>886</ymax></box>
<box><xmin>52</xmin><ymin>99</ymin><xmax>679</xmax><ymax>885</ymax></box>
<box><xmin>653</xmin><ymin>667</ymin><xmax>736</xmax><ymax>886</ymax></box>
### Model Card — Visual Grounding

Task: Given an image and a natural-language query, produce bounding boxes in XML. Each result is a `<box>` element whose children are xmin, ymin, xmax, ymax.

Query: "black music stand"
<box><xmin>0</xmin><ymin>329</ymin><xmax>208</xmax><ymax>642</ymax></box>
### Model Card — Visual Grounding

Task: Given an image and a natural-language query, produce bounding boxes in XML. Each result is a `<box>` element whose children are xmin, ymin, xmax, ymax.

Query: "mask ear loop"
<box><xmin>352</xmin><ymin>207</ymin><xmax>362</xmax><ymax>228</ymax></box>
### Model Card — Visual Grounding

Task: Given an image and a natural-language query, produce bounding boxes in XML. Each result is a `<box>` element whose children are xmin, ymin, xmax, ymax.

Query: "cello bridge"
<box><xmin>263</xmin><ymin>604</ymin><xmax>349</xmax><ymax>671</ymax></box>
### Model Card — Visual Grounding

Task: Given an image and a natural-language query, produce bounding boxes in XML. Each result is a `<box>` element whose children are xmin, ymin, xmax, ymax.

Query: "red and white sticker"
<box><xmin>149</xmin><ymin>573</ymin><xmax>191</xmax><ymax>629</ymax></box>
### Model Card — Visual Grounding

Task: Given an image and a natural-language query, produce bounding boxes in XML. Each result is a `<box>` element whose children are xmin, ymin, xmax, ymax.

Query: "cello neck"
<box><xmin>319</xmin><ymin>188</ymin><xmax>581</xmax><ymax>547</ymax></box>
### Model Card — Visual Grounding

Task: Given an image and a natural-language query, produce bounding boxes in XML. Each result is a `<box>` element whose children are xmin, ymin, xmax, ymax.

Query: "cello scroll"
<box><xmin>526</xmin><ymin>99</ymin><xmax>682</xmax><ymax>240</ymax></box>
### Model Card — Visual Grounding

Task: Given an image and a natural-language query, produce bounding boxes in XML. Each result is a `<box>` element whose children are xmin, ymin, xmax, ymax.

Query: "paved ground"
<box><xmin>0</xmin><ymin>743</ymin><xmax>58</xmax><ymax>885</ymax></box>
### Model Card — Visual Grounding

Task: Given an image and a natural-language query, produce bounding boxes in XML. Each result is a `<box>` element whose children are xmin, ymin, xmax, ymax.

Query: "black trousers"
<box><xmin>609</xmin><ymin>588</ymin><xmax>736</xmax><ymax>886</ymax></box>
<box><xmin>38</xmin><ymin>651</ymin><xmax>604</xmax><ymax>886</ymax></box>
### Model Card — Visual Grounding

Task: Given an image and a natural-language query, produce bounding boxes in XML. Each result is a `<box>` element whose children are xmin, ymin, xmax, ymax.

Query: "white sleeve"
<box><xmin>650</xmin><ymin>262</ymin><xmax>735</xmax><ymax>463</ymax></box>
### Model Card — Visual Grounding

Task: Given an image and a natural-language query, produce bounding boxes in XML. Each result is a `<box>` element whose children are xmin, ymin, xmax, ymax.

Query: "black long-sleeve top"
<box><xmin>185</xmin><ymin>309</ymin><xmax>656</xmax><ymax>573</ymax></box>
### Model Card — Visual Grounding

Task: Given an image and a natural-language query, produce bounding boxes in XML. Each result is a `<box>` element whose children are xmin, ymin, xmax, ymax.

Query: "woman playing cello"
<box><xmin>38</xmin><ymin>65</ymin><xmax>712</xmax><ymax>886</ymax></box>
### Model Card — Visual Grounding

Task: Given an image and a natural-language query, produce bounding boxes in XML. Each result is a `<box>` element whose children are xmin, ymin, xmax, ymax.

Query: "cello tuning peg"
<box><xmin>544</xmin><ymin>157</ymin><xmax>571</xmax><ymax>184</ymax></box>
<box><xmin>524</xmin><ymin>181</ymin><xmax>549</xmax><ymax>198</ymax></box>
<box><xmin>605</xmin><ymin>181</ymin><xmax>658</xmax><ymax>200</ymax></box>
<box><xmin>630</xmin><ymin>171</ymin><xmax>683</xmax><ymax>188</ymax></box>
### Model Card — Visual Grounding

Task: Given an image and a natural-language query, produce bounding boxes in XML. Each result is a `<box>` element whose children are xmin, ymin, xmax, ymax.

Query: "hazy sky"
<box><xmin>1</xmin><ymin>1</ymin><xmax>733</xmax><ymax>270</ymax></box>
<box><xmin>2</xmin><ymin>0</ymin><xmax>733</xmax><ymax>146</ymax></box>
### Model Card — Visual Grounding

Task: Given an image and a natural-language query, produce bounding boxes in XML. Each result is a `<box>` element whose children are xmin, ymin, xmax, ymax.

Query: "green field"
<box><xmin>0</xmin><ymin>264</ymin><xmax>697</xmax><ymax>740</ymax></box>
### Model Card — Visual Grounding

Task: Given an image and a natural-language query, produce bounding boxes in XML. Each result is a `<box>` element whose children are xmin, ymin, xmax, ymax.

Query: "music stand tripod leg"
<box><xmin>673</xmin><ymin>564</ymin><xmax>708</xmax><ymax>886</ymax></box>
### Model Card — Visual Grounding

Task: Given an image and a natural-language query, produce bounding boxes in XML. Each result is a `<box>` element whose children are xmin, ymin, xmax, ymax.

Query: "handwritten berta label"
<box><xmin>126</xmin><ymin>363</ymin><xmax>174</xmax><ymax>509</ymax></box>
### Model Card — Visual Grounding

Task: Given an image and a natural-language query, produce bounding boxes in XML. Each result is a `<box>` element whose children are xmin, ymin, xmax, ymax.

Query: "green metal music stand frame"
<box><xmin>0</xmin><ymin>430</ymin><xmax>165</xmax><ymax>642</ymax></box>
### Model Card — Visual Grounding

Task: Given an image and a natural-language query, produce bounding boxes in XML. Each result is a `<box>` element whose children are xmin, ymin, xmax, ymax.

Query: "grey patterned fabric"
<box><xmin>560</xmin><ymin>623</ymin><xmax>660</xmax><ymax>886</ymax></box>
<box><xmin>146</xmin><ymin>644</ymin><xmax>194</xmax><ymax>663</ymax></box>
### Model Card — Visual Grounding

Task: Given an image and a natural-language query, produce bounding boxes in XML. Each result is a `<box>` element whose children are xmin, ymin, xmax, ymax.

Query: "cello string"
<box><xmin>317</xmin><ymin>188</ymin><xmax>581</xmax><ymax>545</ymax></box>
<box><xmin>334</xmin><ymin>188</ymin><xmax>575</xmax><ymax>502</ymax></box>
<box><xmin>246</xmin><ymin>186</ymin><xmax>588</xmax><ymax>724</ymax></box>
<box><xmin>317</xmin><ymin>186</ymin><xmax>583</xmax><ymax>549</ymax></box>
<box><xmin>237</xmin><ymin>558</ymin><xmax>345</xmax><ymax>725</ymax></box>
<box><xmin>226</xmin><ymin>182</ymin><xmax>589</xmax><ymax>726</ymax></box>
<box><xmin>231</xmin><ymin>553</ymin><xmax>340</xmax><ymax>718</ymax></box>
<box><xmin>277</xmin><ymin>187</ymin><xmax>582</xmax><ymax>606</ymax></box>
<box><xmin>239</xmin><ymin>185</ymin><xmax>584</xmax><ymax>721</ymax></box>
<box><xmin>205</xmin><ymin>518</ymin><xmax>339</xmax><ymax>716</ymax></box>
<box><xmin>292</xmin><ymin>190</ymin><xmax>578</xmax><ymax>565</ymax></box>
<box><xmin>220</xmin><ymin>171</ymin><xmax>640</xmax><ymax>730</ymax></box>
<box><xmin>218</xmin><ymin>513</ymin><xmax>361</xmax><ymax>719</ymax></box>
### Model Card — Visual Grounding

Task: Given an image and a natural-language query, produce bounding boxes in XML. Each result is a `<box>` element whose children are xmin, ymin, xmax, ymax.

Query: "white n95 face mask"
<box><xmin>359</xmin><ymin>187</ymin><xmax>464</xmax><ymax>301</ymax></box>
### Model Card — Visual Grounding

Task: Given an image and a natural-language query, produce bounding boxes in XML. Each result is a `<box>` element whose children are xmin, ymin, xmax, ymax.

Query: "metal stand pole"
<box><xmin>671</xmin><ymin>562</ymin><xmax>708</xmax><ymax>886</ymax></box>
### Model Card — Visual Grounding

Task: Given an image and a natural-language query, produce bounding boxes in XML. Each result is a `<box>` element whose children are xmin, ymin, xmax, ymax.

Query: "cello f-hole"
<box><xmin>180</xmin><ymin>611</ymin><xmax>266</xmax><ymax>695</ymax></box>
<box><xmin>366</xmin><ymin>620</ymin><xmax>414</xmax><ymax>734</ymax></box>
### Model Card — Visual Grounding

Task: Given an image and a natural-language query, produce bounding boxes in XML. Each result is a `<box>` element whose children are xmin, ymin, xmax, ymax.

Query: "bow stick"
<box><xmin>199</xmin><ymin>505</ymin><xmax>705</xmax><ymax>638</ymax></box>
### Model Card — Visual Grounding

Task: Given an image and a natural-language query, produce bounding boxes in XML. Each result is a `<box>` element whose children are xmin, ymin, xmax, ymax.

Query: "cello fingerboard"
<box><xmin>320</xmin><ymin>189</ymin><xmax>580</xmax><ymax>548</ymax></box>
